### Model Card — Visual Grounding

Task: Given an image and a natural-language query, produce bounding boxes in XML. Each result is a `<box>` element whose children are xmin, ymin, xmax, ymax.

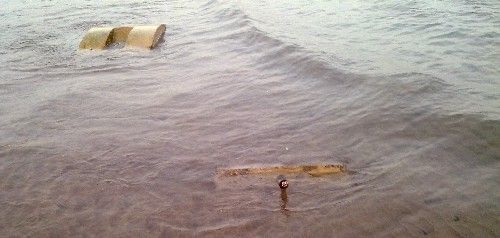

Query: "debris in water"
<box><xmin>279</xmin><ymin>179</ymin><xmax>289</xmax><ymax>189</ymax></box>
<box><xmin>218</xmin><ymin>163</ymin><xmax>346</xmax><ymax>177</ymax></box>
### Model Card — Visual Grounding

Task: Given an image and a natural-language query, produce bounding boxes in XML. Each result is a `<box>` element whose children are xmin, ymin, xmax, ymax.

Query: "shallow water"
<box><xmin>0</xmin><ymin>0</ymin><xmax>499</xmax><ymax>237</ymax></box>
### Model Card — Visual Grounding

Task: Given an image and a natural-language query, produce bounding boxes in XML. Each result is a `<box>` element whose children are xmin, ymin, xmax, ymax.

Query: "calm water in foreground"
<box><xmin>0</xmin><ymin>0</ymin><xmax>499</xmax><ymax>237</ymax></box>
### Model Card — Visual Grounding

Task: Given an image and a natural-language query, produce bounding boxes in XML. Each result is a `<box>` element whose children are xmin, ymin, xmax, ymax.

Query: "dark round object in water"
<box><xmin>279</xmin><ymin>180</ymin><xmax>289</xmax><ymax>189</ymax></box>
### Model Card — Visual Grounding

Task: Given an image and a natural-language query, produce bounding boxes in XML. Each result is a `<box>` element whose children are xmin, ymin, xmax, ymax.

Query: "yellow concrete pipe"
<box><xmin>79</xmin><ymin>27</ymin><xmax>114</xmax><ymax>50</ymax></box>
<box><xmin>217</xmin><ymin>163</ymin><xmax>346</xmax><ymax>177</ymax></box>
<box><xmin>112</xmin><ymin>26</ymin><xmax>134</xmax><ymax>43</ymax></box>
<box><xmin>79</xmin><ymin>24</ymin><xmax>165</xmax><ymax>50</ymax></box>
<box><xmin>126</xmin><ymin>24</ymin><xmax>166</xmax><ymax>49</ymax></box>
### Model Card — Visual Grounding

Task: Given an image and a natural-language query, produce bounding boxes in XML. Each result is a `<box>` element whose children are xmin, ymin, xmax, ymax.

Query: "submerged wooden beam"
<box><xmin>79</xmin><ymin>24</ymin><xmax>165</xmax><ymax>50</ymax></box>
<box><xmin>218</xmin><ymin>164</ymin><xmax>346</xmax><ymax>177</ymax></box>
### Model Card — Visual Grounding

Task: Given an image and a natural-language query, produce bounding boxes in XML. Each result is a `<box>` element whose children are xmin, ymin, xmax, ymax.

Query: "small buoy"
<box><xmin>279</xmin><ymin>179</ymin><xmax>289</xmax><ymax>189</ymax></box>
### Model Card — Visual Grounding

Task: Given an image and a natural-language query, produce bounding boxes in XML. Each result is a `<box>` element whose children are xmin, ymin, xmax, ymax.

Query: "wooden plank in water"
<box><xmin>218</xmin><ymin>164</ymin><xmax>346</xmax><ymax>177</ymax></box>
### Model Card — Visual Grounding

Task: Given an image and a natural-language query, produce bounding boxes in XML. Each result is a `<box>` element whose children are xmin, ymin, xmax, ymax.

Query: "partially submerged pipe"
<box><xmin>79</xmin><ymin>27</ymin><xmax>115</xmax><ymax>50</ymax></box>
<box><xmin>126</xmin><ymin>25</ymin><xmax>166</xmax><ymax>49</ymax></box>
<box><xmin>79</xmin><ymin>24</ymin><xmax>165</xmax><ymax>50</ymax></box>
<box><xmin>218</xmin><ymin>164</ymin><xmax>346</xmax><ymax>177</ymax></box>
